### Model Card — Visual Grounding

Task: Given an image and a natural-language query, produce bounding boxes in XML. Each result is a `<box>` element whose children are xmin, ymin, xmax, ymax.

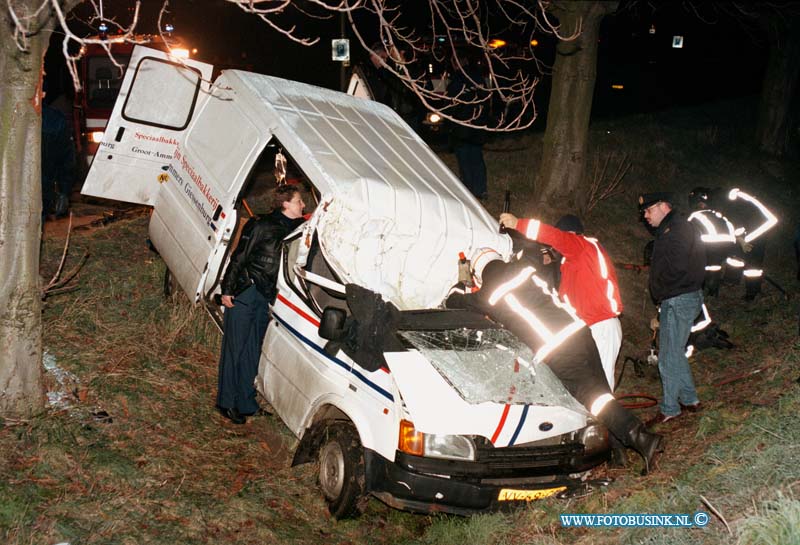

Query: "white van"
<box><xmin>83</xmin><ymin>46</ymin><xmax>610</xmax><ymax>518</ymax></box>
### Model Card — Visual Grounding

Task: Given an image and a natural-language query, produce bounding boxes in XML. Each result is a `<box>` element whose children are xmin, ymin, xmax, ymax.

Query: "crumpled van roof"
<box><xmin>229</xmin><ymin>70</ymin><xmax>511</xmax><ymax>309</ymax></box>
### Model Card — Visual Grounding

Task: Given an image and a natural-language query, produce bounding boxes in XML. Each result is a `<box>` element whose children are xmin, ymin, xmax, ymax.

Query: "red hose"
<box><xmin>616</xmin><ymin>393</ymin><xmax>658</xmax><ymax>410</ymax></box>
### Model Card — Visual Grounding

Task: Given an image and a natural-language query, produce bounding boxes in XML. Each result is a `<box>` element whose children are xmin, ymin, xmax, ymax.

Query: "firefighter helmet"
<box><xmin>470</xmin><ymin>247</ymin><xmax>502</xmax><ymax>288</ymax></box>
<box><xmin>688</xmin><ymin>187</ymin><xmax>712</xmax><ymax>208</ymax></box>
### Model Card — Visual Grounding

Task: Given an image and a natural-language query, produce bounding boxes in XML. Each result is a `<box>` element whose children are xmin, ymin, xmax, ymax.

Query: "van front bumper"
<box><xmin>364</xmin><ymin>448</ymin><xmax>610</xmax><ymax>516</ymax></box>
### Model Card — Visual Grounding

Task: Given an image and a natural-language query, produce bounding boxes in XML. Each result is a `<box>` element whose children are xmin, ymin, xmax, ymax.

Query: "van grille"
<box><xmin>476</xmin><ymin>442</ymin><xmax>585</xmax><ymax>470</ymax></box>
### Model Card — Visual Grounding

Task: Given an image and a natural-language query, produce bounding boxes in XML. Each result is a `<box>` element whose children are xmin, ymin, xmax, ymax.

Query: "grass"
<box><xmin>737</xmin><ymin>494</ymin><xmax>800</xmax><ymax>545</ymax></box>
<box><xmin>2</xmin><ymin>96</ymin><xmax>799</xmax><ymax>544</ymax></box>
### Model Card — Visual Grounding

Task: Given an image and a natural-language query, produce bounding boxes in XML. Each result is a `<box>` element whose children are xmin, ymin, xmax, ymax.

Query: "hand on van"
<box><xmin>499</xmin><ymin>213</ymin><xmax>519</xmax><ymax>230</ymax></box>
<box><xmin>221</xmin><ymin>295</ymin><xmax>235</xmax><ymax>308</ymax></box>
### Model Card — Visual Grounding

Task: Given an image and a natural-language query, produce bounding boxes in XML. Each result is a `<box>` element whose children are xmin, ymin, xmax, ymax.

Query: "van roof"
<box><xmin>228</xmin><ymin>70</ymin><xmax>511</xmax><ymax>309</ymax></box>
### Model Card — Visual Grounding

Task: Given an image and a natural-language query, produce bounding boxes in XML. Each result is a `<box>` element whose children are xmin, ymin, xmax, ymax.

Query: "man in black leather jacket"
<box><xmin>216</xmin><ymin>185</ymin><xmax>305</xmax><ymax>424</ymax></box>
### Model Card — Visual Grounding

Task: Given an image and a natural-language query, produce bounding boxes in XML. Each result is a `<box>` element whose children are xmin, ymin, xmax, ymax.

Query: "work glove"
<box><xmin>736</xmin><ymin>236</ymin><xmax>753</xmax><ymax>253</ymax></box>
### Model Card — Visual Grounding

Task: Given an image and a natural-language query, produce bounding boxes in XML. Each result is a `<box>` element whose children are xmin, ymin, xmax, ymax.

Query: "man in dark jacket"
<box><xmin>639</xmin><ymin>192</ymin><xmax>706</xmax><ymax>427</ymax></box>
<box><xmin>216</xmin><ymin>185</ymin><xmax>305</xmax><ymax>424</ymax></box>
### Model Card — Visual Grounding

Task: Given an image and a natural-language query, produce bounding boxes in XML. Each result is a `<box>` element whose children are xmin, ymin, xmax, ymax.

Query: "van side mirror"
<box><xmin>319</xmin><ymin>307</ymin><xmax>347</xmax><ymax>340</ymax></box>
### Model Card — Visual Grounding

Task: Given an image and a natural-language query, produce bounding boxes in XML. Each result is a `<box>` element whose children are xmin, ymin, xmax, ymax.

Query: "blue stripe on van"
<box><xmin>272</xmin><ymin>313</ymin><xmax>394</xmax><ymax>402</ymax></box>
<box><xmin>508</xmin><ymin>404</ymin><xmax>529</xmax><ymax>446</ymax></box>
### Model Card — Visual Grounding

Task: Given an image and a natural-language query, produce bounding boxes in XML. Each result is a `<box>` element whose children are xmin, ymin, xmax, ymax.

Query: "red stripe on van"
<box><xmin>276</xmin><ymin>293</ymin><xmax>320</xmax><ymax>327</ymax></box>
<box><xmin>491</xmin><ymin>404</ymin><xmax>511</xmax><ymax>444</ymax></box>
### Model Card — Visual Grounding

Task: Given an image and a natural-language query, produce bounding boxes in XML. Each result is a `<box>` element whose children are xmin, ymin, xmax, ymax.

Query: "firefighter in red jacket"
<box><xmin>499</xmin><ymin>213</ymin><xmax>623</xmax><ymax>390</ymax></box>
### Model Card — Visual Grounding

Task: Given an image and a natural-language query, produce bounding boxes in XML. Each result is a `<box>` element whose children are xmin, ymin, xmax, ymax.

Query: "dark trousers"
<box><xmin>546</xmin><ymin>330</ymin><xmax>641</xmax><ymax>447</ymax></box>
<box><xmin>217</xmin><ymin>285</ymin><xmax>269</xmax><ymax>414</ymax></box>
<box><xmin>454</xmin><ymin>143</ymin><xmax>487</xmax><ymax>198</ymax></box>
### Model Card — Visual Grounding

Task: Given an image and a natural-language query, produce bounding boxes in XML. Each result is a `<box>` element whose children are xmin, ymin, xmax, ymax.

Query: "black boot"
<box><xmin>608</xmin><ymin>434</ymin><xmax>628</xmax><ymax>468</ymax></box>
<box><xmin>217</xmin><ymin>405</ymin><xmax>246</xmax><ymax>424</ymax></box>
<box><xmin>596</xmin><ymin>399</ymin><xmax>663</xmax><ymax>475</ymax></box>
<box><xmin>626</xmin><ymin>424</ymin><xmax>664</xmax><ymax>476</ymax></box>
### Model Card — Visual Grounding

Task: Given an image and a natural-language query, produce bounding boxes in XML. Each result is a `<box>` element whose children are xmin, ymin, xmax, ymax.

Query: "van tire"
<box><xmin>163</xmin><ymin>268</ymin><xmax>178</xmax><ymax>297</ymax></box>
<box><xmin>317</xmin><ymin>422</ymin><xmax>367</xmax><ymax>519</ymax></box>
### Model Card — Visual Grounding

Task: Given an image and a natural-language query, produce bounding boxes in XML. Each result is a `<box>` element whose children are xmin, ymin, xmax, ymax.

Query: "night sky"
<box><xmin>44</xmin><ymin>1</ymin><xmax>772</xmax><ymax>120</ymax></box>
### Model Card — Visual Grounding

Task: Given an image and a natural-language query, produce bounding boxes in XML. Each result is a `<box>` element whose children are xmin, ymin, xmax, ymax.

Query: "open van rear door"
<box><xmin>82</xmin><ymin>46</ymin><xmax>272</xmax><ymax>304</ymax></box>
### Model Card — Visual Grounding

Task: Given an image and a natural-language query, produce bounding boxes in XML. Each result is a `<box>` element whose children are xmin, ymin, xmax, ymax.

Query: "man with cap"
<box><xmin>447</xmin><ymin>249</ymin><xmax>663</xmax><ymax>474</ymax></box>
<box><xmin>638</xmin><ymin>192</ymin><xmax>706</xmax><ymax>426</ymax></box>
<box><xmin>498</xmin><ymin>213</ymin><xmax>623</xmax><ymax>390</ymax></box>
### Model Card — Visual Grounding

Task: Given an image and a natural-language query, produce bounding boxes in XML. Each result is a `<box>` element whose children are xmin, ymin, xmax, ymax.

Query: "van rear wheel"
<box><xmin>317</xmin><ymin>422</ymin><xmax>366</xmax><ymax>519</ymax></box>
<box><xmin>163</xmin><ymin>267</ymin><xmax>178</xmax><ymax>297</ymax></box>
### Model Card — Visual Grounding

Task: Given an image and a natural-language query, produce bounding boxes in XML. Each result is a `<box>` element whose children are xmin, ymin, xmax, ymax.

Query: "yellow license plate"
<box><xmin>497</xmin><ymin>486</ymin><xmax>567</xmax><ymax>502</ymax></box>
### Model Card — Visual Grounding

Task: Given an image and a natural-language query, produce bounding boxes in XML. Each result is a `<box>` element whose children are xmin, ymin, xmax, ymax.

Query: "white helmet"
<box><xmin>470</xmin><ymin>247</ymin><xmax>502</xmax><ymax>288</ymax></box>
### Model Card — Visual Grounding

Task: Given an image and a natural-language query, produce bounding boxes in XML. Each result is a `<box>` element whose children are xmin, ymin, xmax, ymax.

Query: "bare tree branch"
<box><xmin>8</xmin><ymin>0</ymin><xmax>586</xmax><ymax>131</ymax></box>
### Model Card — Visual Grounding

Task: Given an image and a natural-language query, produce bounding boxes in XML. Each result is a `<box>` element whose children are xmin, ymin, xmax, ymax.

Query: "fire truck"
<box><xmin>73</xmin><ymin>33</ymin><xmax>193</xmax><ymax>174</ymax></box>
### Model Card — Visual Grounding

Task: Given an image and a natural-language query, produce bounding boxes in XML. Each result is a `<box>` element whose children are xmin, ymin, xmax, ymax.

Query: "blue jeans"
<box><xmin>658</xmin><ymin>290</ymin><xmax>702</xmax><ymax>416</ymax></box>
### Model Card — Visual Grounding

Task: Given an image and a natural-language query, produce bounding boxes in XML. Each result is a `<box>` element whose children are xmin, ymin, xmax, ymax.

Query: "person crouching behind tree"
<box><xmin>216</xmin><ymin>185</ymin><xmax>305</xmax><ymax>424</ymax></box>
<box><xmin>447</xmin><ymin>249</ymin><xmax>664</xmax><ymax>475</ymax></box>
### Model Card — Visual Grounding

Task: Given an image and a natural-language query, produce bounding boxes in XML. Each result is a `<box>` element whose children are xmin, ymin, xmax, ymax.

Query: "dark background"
<box><xmin>44</xmin><ymin>1</ymin><xmax>771</xmax><ymax>123</ymax></box>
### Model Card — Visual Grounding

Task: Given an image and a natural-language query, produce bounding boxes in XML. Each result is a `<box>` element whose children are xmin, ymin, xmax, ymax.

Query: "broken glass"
<box><xmin>399</xmin><ymin>329</ymin><xmax>587</xmax><ymax>414</ymax></box>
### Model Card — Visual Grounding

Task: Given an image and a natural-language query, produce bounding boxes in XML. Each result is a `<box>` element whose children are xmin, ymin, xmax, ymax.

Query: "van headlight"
<box><xmin>89</xmin><ymin>131</ymin><xmax>104</xmax><ymax>143</ymax></box>
<box><xmin>577</xmin><ymin>423</ymin><xmax>608</xmax><ymax>455</ymax></box>
<box><xmin>399</xmin><ymin>419</ymin><xmax>476</xmax><ymax>461</ymax></box>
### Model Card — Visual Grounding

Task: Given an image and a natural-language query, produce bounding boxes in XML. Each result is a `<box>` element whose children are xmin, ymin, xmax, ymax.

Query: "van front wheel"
<box><xmin>317</xmin><ymin>422</ymin><xmax>366</xmax><ymax>519</ymax></box>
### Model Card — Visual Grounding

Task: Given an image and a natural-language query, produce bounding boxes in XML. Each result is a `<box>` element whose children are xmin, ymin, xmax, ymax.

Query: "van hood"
<box><xmin>384</xmin><ymin>329</ymin><xmax>589</xmax><ymax>446</ymax></box>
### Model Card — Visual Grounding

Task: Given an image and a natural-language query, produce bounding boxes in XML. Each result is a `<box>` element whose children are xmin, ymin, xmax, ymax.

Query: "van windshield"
<box><xmin>400</xmin><ymin>329</ymin><xmax>587</xmax><ymax>411</ymax></box>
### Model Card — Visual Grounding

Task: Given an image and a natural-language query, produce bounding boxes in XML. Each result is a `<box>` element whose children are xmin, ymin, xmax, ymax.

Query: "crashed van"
<box><xmin>83</xmin><ymin>46</ymin><xmax>610</xmax><ymax>518</ymax></box>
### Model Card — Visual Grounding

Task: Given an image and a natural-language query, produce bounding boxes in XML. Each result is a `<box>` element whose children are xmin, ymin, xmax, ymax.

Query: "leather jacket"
<box><xmin>221</xmin><ymin>210</ymin><xmax>304</xmax><ymax>302</ymax></box>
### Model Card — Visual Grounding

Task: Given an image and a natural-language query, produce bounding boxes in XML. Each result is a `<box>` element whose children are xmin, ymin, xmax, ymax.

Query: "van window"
<box><xmin>122</xmin><ymin>57</ymin><xmax>202</xmax><ymax>130</ymax></box>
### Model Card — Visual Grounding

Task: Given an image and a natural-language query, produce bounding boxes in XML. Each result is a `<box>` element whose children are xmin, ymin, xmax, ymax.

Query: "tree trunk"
<box><xmin>535</xmin><ymin>1</ymin><xmax>618</xmax><ymax>212</ymax></box>
<box><xmin>755</xmin><ymin>17</ymin><xmax>800</xmax><ymax>157</ymax></box>
<box><xmin>0</xmin><ymin>3</ymin><xmax>53</xmax><ymax>417</ymax></box>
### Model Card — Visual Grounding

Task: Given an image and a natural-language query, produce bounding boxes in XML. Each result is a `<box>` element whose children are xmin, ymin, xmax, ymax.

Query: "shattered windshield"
<box><xmin>400</xmin><ymin>329</ymin><xmax>587</xmax><ymax>413</ymax></box>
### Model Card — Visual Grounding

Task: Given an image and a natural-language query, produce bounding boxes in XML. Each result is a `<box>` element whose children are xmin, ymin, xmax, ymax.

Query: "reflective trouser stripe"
<box><xmin>590</xmin><ymin>393</ymin><xmax>615</xmax><ymax>416</ymax></box>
